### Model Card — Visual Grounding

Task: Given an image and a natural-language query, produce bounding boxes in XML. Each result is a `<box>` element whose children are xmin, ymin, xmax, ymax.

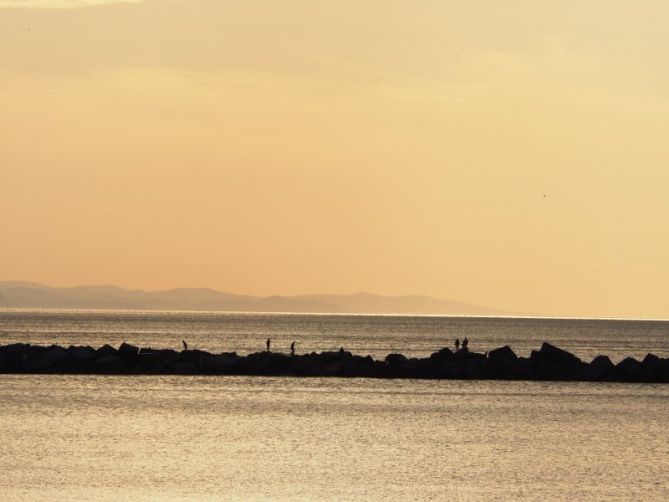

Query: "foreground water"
<box><xmin>1</xmin><ymin>375</ymin><xmax>668</xmax><ymax>501</ymax></box>
<box><xmin>2</xmin><ymin>310</ymin><xmax>669</xmax><ymax>500</ymax></box>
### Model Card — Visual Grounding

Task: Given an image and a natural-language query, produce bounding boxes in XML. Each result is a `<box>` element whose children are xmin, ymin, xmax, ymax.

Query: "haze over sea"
<box><xmin>1</xmin><ymin>309</ymin><xmax>669</xmax><ymax>500</ymax></box>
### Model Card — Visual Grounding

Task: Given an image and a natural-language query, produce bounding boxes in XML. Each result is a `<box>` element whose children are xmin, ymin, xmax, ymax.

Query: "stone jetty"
<box><xmin>0</xmin><ymin>342</ymin><xmax>667</xmax><ymax>383</ymax></box>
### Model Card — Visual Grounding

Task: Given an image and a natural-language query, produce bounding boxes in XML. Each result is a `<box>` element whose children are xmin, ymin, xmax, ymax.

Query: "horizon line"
<box><xmin>0</xmin><ymin>306</ymin><xmax>667</xmax><ymax>323</ymax></box>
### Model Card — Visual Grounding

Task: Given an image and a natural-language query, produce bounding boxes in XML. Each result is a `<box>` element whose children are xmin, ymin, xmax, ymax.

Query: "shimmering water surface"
<box><xmin>1</xmin><ymin>310</ymin><xmax>669</xmax><ymax>500</ymax></box>
<box><xmin>1</xmin><ymin>376</ymin><xmax>668</xmax><ymax>501</ymax></box>
<box><xmin>1</xmin><ymin>309</ymin><xmax>669</xmax><ymax>362</ymax></box>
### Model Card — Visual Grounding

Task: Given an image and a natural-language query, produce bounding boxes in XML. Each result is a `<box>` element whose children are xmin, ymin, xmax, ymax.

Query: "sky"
<box><xmin>1</xmin><ymin>0</ymin><xmax>668</xmax><ymax>318</ymax></box>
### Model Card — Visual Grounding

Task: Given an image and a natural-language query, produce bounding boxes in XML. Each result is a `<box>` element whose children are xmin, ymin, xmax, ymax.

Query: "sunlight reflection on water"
<box><xmin>1</xmin><ymin>375</ymin><xmax>668</xmax><ymax>501</ymax></box>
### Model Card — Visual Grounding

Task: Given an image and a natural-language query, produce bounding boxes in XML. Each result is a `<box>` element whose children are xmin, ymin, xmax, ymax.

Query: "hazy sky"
<box><xmin>1</xmin><ymin>0</ymin><xmax>668</xmax><ymax>318</ymax></box>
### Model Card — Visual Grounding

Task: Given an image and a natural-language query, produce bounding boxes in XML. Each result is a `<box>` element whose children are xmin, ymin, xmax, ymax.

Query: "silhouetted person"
<box><xmin>462</xmin><ymin>337</ymin><xmax>469</xmax><ymax>351</ymax></box>
<box><xmin>339</xmin><ymin>346</ymin><xmax>345</xmax><ymax>356</ymax></box>
<box><xmin>290</xmin><ymin>341</ymin><xmax>295</xmax><ymax>356</ymax></box>
<box><xmin>266</xmin><ymin>338</ymin><xmax>271</xmax><ymax>352</ymax></box>
<box><xmin>455</xmin><ymin>338</ymin><xmax>460</xmax><ymax>351</ymax></box>
<box><xmin>182</xmin><ymin>340</ymin><xmax>188</xmax><ymax>351</ymax></box>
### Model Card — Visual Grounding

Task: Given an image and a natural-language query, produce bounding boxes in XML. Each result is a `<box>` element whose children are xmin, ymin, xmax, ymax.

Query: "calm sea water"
<box><xmin>1</xmin><ymin>309</ymin><xmax>669</xmax><ymax>362</ymax></box>
<box><xmin>1</xmin><ymin>376</ymin><xmax>668</xmax><ymax>501</ymax></box>
<box><xmin>1</xmin><ymin>310</ymin><xmax>669</xmax><ymax>500</ymax></box>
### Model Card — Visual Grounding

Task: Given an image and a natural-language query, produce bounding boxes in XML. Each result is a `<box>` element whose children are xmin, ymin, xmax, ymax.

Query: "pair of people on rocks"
<box><xmin>454</xmin><ymin>337</ymin><xmax>469</xmax><ymax>351</ymax></box>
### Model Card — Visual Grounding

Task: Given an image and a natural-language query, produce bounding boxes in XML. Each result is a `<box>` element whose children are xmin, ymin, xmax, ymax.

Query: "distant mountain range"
<box><xmin>0</xmin><ymin>281</ymin><xmax>501</xmax><ymax>315</ymax></box>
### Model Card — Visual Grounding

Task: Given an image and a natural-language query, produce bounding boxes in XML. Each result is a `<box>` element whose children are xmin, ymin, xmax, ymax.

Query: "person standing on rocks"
<box><xmin>290</xmin><ymin>341</ymin><xmax>296</xmax><ymax>356</ymax></box>
<box><xmin>266</xmin><ymin>338</ymin><xmax>271</xmax><ymax>352</ymax></box>
<box><xmin>455</xmin><ymin>338</ymin><xmax>460</xmax><ymax>351</ymax></box>
<box><xmin>462</xmin><ymin>337</ymin><xmax>469</xmax><ymax>350</ymax></box>
<box><xmin>182</xmin><ymin>340</ymin><xmax>188</xmax><ymax>351</ymax></box>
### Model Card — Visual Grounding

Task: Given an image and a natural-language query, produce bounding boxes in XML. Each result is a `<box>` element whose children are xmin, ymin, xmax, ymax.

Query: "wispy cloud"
<box><xmin>0</xmin><ymin>0</ymin><xmax>140</xmax><ymax>8</ymax></box>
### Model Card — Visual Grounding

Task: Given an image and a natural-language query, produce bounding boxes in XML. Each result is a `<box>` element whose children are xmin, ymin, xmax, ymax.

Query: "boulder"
<box><xmin>385</xmin><ymin>353</ymin><xmax>408</xmax><ymax>367</ymax></box>
<box><xmin>22</xmin><ymin>346</ymin><xmax>71</xmax><ymax>372</ymax></box>
<box><xmin>429</xmin><ymin>347</ymin><xmax>453</xmax><ymax>363</ymax></box>
<box><xmin>241</xmin><ymin>351</ymin><xmax>293</xmax><ymax>375</ymax></box>
<box><xmin>321</xmin><ymin>361</ymin><xmax>343</xmax><ymax>377</ymax></box>
<box><xmin>93</xmin><ymin>354</ymin><xmax>123</xmax><ymax>373</ymax></box>
<box><xmin>513</xmin><ymin>357</ymin><xmax>539</xmax><ymax>380</ymax></box>
<box><xmin>436</xmin><ymin>360</ymin><xmax>464</xmax><ymax>379</ymax></box>
<box><xmin>198</xmin><ymin>353</ymin><xmax>238</xmax><ymax>373</ymax></box>
<box><xmin>613</xmin><ymin>357</ymin><xmax>642</xmax><ymax>382</ymax></box>
<box><xmin>136</xmin><ymin>350</ymin><xmax>167</xmax><ymax>372</ymax></box>
<box><xmin>464</xmin><ymin>364</ymin><xmax>485</xmax><ymax>380</ymax></box>
<box><xmin>178</xmin><ymin>349</ymin><xmax>209</xmax><ymax>365</ymax></box>
<box><xmin>411</xmin><ymin>358</ymin><xmax>439</xmax><ymax>379</ymax></box>
<box><xmin>384</xmin><ymin>353</ymin><xmax>410</xmax><ymax>377</ymax></box>
<box><xmin>96</xmin><ymin>344</ymin><xmax>118</xmax><ymax>358</ymax></box>
<box><xmin>581</xmin><ymin>355</ymin><xmax>614</xmax><ymax>381</ymax></box>
<box><xmin>658</xmin><ymin>358</ymin><xmax>669</xmax><ymax>383</ymax></box>
<box><xmin>67</xmin><ymin>346</ymin><xmax>97</xmax><ymax>363</ymax></box>
<box><xmin>350</xmin><ymin>355</ymin><xmax>376</xmax><ymax>378</ymax></box>
<box><xmin>118</xmin><ymin>343</ymin><xmax>140</xmax><ymax>368</ymax></box>
<box><xmin>488</xmin><ymin>345</ymin><xmax>518</xmax><ymax>365</ymax></box>
<box><xmin>0</xmin><ymin>343</ymin><xmax>30</xmax><ymax>371</ymax></box>
<box><xmin>639</xmin><ymin>354</ymin><xmax>662</xmax><ymax>382</ymax></box>
<box><xmin>536</xmin><ymin>342</ymin><xmax>582</xmax><ymax>369</ymax></box>
<box><xmin>173</xmin><ymin>362</ymin><xmax>198</xmax><ymax>374</ymax></box>
<box><xmin>292</xmin><ymin>354</ymin><xmax>322</xmax><ymax>376</ymax></box>
<box><xmin>0</xmin><ymin>343</ymin><xmax>30</xmax><ymax>358</ymax></box>
<box><xmin>487</xmin><ymin>346</ymin><xmax>521</xmax><ymax>378</ymax></box>
<box><xmin>22</xmin><ymin>345</ymin><xmax>48</xmax><ymax>362</ymax></box>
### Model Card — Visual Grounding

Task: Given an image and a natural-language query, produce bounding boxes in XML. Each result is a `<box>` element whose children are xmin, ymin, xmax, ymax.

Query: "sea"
<box><xmin>1</xmin><ymin>309</ymin><xmax>668</xmax><ymax>501</ymax></box>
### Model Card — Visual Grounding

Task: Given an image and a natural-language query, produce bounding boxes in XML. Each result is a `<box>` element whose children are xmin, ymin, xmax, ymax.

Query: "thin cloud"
<box><xmin>0</xmin><ymin>0</ymin><xmax>140</xmax><ymax>8</ymax></box>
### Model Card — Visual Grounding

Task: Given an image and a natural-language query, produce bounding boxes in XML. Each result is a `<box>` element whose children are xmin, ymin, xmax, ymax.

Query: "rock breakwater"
<box><xmin>0</xmin><ymin>342</ymin><xmax>667</xmax><ymax>382</ymax></box>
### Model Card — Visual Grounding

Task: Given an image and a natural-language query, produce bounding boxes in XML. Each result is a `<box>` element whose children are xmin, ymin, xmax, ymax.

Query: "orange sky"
<box><xmin>1</xmin><ymin>1</ymin><xmax>669</xmax><ymax>318</ymax></box>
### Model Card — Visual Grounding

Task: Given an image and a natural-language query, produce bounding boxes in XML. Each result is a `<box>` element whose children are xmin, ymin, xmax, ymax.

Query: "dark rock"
<box><xmin>487</xmin><ymin>346</ymin><xmax>521</xmax><ymax>378</ymax></box>
<box><xmin>22</xmin><ymin>345</ymin><xmax>47</xmax><ymax>362</ymax></box>
<box><xmin>173</xmin><ymin>362</ymin><xmax>198</xmax><ymax>374</ymax></box>
<box><xmin>640</xmin><ymin>354</ymin><xmax>662</xmax><ymax>382</ymax></box>
<box><xmin>411</xmin><ymin>358</ymin><xmax>439</xmax><ymax>379</ymax></box>
<box><xmin>242</xmin><ymin>351</ymin><xmax>293</xmax><ymax>375</ymax></box>
<box><xmin>321</xmin><ymin>361</ymin><xmax>343</xmax><ymax>377</ymax></box>
<box><xmin>536</xmin><ymin>342</ymin><xmax>582</xmax><ymax>369</ymax></box>
<box><xmin>1</xmin><ymin>341</ymin><xmax>666</xmax><ymax>383</ymax></box>
<box><xmin>350</xmin><ymin>355</ymin><xmax>376</xmax><ymax>378</ymax></box>
<box><xmin>96</xmin><ymin>344</ymin><xmax>118</xmax><ymax>358</ymax></box>
<box><xmin>464</xmin><ymin>364</ymin><xmax>485</xmax><ymax>379</ymax></box>
<box><xmin>67</xmin><ymin>346</ymin><xmax>97</xmax><ymax>363</ymax></box>
<box><xmin>136</xmin><ymin>350</ymin><xmax>167</xmax><ymax>372</ymax></box>
<box><xmin>488</xmin><ymin>345</ymin><xmax>518</xmax><ymax>365</ymax></box>
<box><xmin>198</xmin><ymin>353</ymin><xmax>238</xmax><ymax>373</ymax></box>
<box><xmin>292</xmin><ymin>354</ymin><xmax>322</xmax><ymax>376</ymax></box>
<box><xmin>0</xmin><ymin>343</ymin><xmax>29</xmax><ymax>372</ymax></box>
<box><xmin>94</xmin><ymin>354</ymin><xmax>123</xmax><ymax>373</ymax></box>
<box><xmin>436</xmin><ymin>360</ymin><xmax>464</xmax><ymax>379</ymax></box>
<box><xmin>178</xmin><ymin>349</ymin><xmax>209</xmax><ymax>365</ymax></box>
<box><xmin>514</xmin><ymin>357</ymin><xmax>539</xmax><ymax>380</ymax></box>
<box><xmin>581</xmin><ymin>355</ymin><xmax>614</xmax><ymax>381</ymax></box>
<box><xmin>22</xmin><ymin>346</ymin><xmax>71</xmax><ymax>372</ymax></box>
<box><xmin>429</xmin><ymin>347</ymin><xmax>453</xmax><ymax>363</ymax></box>
<box><xmin>658</xmin><ymin>358</ymin><xmax>669</xmax><ymax>383</ymax></box>
<box><xmin>118</xmin><ymin>343</ymin><xmax>139</xmax><ymax>368</ymax></box>
<box><xmin>385</xmin><ymin>353</ymin><xmax>408</xmax><ymax>367</ymax></box>
<box><xmin>0</xmin><ymin>343</ymin><xmax>30</xmax><ymax>358</ymax></box>
<box><xmin>613</xmin><ymin>357</ymin><xmax>642</xmax><ymax>382</ymax></box>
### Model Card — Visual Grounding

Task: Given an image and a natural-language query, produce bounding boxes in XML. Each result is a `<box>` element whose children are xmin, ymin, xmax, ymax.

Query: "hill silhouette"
<box><xmin>0</xmin><ymin>281</ymin><xmax>501</xmax><ymax>315</ymax></box>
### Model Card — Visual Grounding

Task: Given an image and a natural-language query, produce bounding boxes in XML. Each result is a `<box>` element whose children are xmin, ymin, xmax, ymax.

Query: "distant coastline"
<box><xmin>0</xmin><ymin>281</ymin><xmax>501</xmax><ymax>316</ymax></box>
